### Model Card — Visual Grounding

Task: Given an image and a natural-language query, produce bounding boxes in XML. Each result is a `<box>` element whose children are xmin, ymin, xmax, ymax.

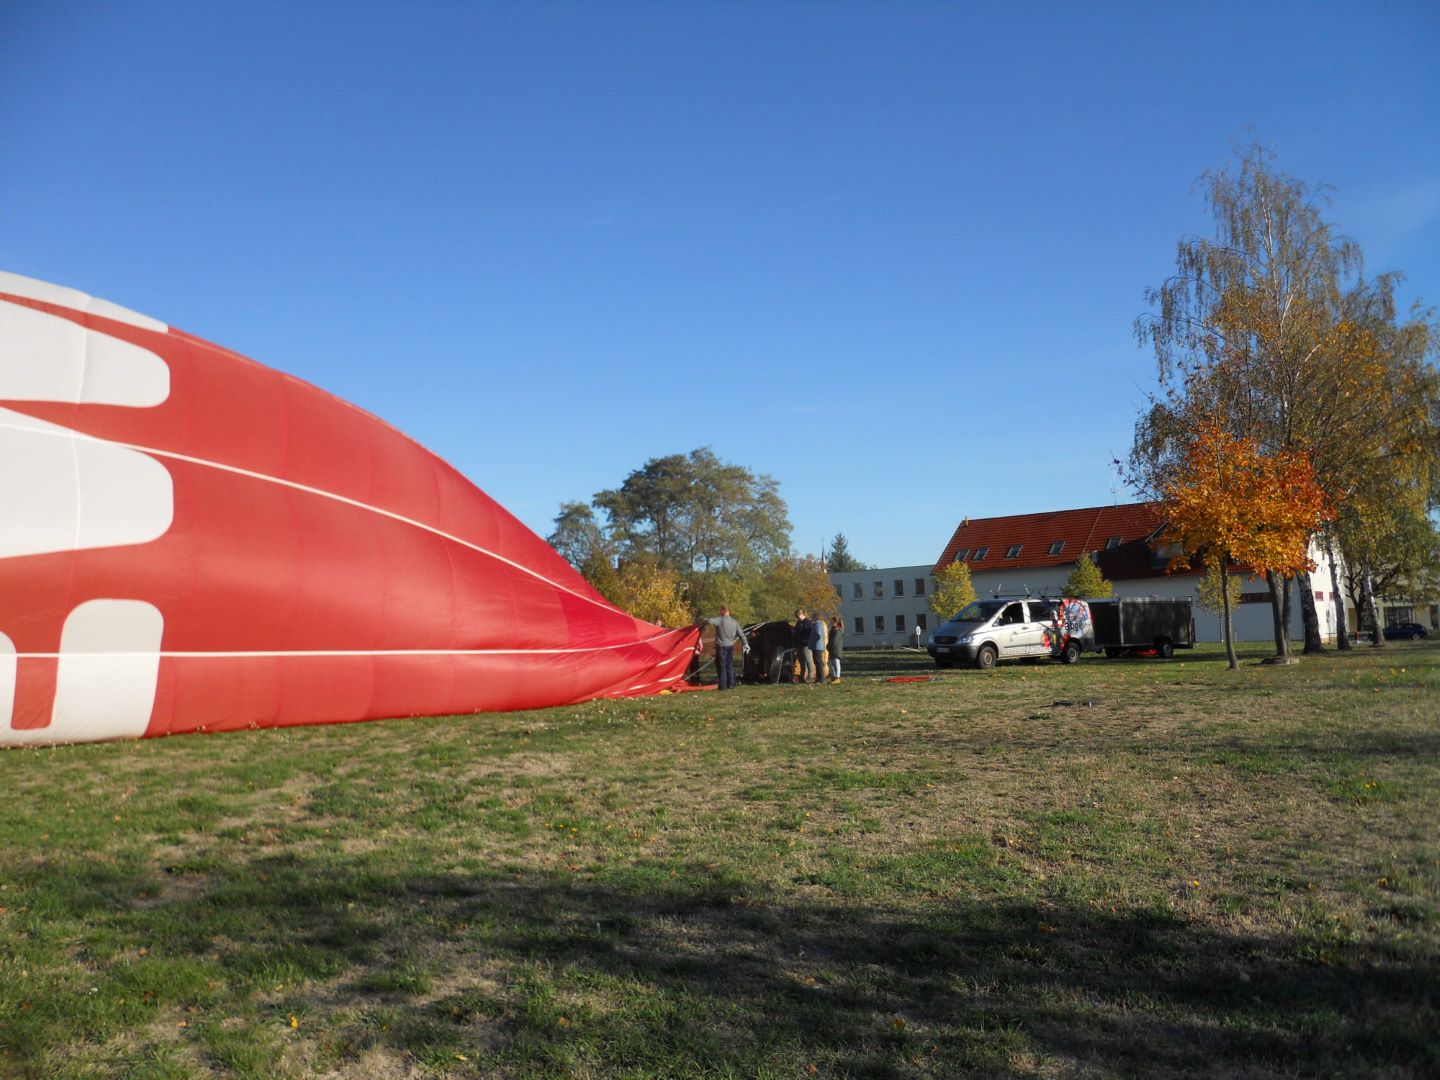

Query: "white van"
<box><xmin>927</xmin><ymin>596</ymin><xmax>1094</xmax><ymax>669</ymax></box>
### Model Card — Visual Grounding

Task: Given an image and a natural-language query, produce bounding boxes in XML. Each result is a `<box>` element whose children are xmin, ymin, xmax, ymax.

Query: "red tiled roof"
<box><xmin>931</xmin><ymin>503</ymin><xmax>1190</xmax><ymax>581</ymax></box>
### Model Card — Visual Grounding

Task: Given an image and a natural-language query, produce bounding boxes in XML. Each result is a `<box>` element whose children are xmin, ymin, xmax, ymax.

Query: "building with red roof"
<box><xmin>931</xmin><ymin>502</ymin><xmax>1174</xmax><ymax>583</ymax></box>
<box><xmin>830</xmin><ymin>501</ymin><xmax>1345</xmax><ymax>649</ymax></box>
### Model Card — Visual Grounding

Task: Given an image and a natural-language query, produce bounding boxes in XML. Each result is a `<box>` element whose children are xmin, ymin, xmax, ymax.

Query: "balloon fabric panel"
<box><xmin>0</xmin><ymin>273</ymin><xmax>701</xmax><ymax>746</ymax></box>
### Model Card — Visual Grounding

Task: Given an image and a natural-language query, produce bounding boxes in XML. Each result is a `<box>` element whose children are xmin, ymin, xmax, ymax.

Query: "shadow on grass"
<box><xmin>841</xmin><ymin>649</ymin><xmax>940</xmax><ymax>679</ymax></box>
<box><xmin>5</xmin><ymin>854</ymin><xmax>1436</xmax><ymax>1078</ymax></box>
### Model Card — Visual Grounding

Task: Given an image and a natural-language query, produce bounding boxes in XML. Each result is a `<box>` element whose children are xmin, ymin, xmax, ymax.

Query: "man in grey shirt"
<box><xmin>701</xmin><ymin>605</ymin><xmax>748</xmax><ymax>690</ymax></box>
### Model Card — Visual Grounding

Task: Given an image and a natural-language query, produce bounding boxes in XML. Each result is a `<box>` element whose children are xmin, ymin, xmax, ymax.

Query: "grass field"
<box><xmin>1</xmin><ymin>641</ymin><xmax>1437</xmax><ymax>1079</ymax></box>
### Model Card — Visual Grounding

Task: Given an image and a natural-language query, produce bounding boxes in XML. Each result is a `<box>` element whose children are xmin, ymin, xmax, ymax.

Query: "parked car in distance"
<box><xmin>1382</xmin><ymin>622</ymin><xmax>1430</xmax><ymax>640</ymax></box>
<box><xmin>927</xmin><ymin>596</ymin><xmax>1093</xmax><ymax>670</ymax></box>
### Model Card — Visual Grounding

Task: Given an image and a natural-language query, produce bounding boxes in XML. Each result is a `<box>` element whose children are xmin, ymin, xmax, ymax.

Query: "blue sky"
<box><xmin>4</xmin><ymin>1</ymin><xmax>1438</xmax><ymax>568</ymax></box>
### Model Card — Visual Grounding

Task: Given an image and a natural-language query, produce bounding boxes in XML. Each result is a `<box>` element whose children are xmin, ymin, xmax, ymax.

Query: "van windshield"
<box><xmin>950</xmin><ymin>600</ymin><xmax>1007</xmax><ymax>624</ymax></box>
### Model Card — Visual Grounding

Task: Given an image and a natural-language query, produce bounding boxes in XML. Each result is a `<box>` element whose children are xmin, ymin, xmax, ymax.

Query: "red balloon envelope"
<box><xmin>0</xmin><ymin>271</ymin><xmax>700</xmax><ymax>746</ymax></box>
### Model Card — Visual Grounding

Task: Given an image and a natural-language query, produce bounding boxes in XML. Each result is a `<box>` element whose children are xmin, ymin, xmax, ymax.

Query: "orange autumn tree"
<box><xmin>1158</xmin><ymin>422</ymin><xmax>1332</xmax><ymax>669</ymax></box>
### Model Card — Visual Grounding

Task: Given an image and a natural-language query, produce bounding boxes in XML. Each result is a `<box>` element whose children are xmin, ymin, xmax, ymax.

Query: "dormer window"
<box><xmin>1048</xmin><ymin>540</ymin><xmax>1065</xmax><ymax>556</ymax></box>
<box><xmin>1006</xmin><ymin>544</ymin><xmax>1022</xmax><ymax>558</ymax></box>
<box><xmin>973</xmin><ymin>547</ymin><xmax>989</xmax><ymax>561</ymax></box>
<box><xmin>1105</xmin><ymin>536</ymin><xmax>1123</xmax><ymax>550</ymax></box>
<box><xmin>1152</xmin><ymin>540</ymin><xmax>1185</xmax><ymax>566</ymax></box>
<box><xmin>954</xmin><ymin>548</ymin><xmax>969</xmax><ymax>562</ymax></box>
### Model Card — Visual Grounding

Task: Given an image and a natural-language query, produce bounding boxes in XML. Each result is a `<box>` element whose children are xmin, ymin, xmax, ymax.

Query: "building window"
<box><xmin>973</xmin><ymin>547</ymin><xmax>989</xmax><ymax>561</ymax></box>
<box><xmin>1239</xmin><ymin>592</ymin><xmax>1270</xmax><ymax>604</ymax></box>
<box><xmin>1106</xmin><ymin>535</ymin><xmax>1123</xmax><ymax>550</ymax></box>
<box><xmin>954</xmin><ymin>549</ymin><xmax>969</xmax><ymax>562</ymax></box>
<box><xmin>853</xmin><ymin>616</ymin><xmax>865</xmax><ymax>634</ymax></box>
<box><xmin>875</xmin><ymin>615</ymin><xmax>886</xmax><ymax>633</ymax></box>
<box><xmin>916</xmin><ymin>613</ymin><xmax>928</xmax><ymax>631</ymax></box>
<box><xmin>914</xmin><ymin>578</ymin><xmax>926</xmax><ymax>595</ymax></box>
<box><xmin>1048</xmin><ymin>540</ymin><xmax>1065</xmax><ymax>555</ymax></box>
<box><xmin>1006</xmin><ymin>544</ymin><xmax>1022</xmax><ymax>558</ymax></box>
<box><xmin>894</xmin><ymin>579</ymin><xmax>904</xmax><ymax>596</ymax></box>
<box><xmin>852</xmin><ymin>583</ymin><xmax>863</xmax><ymax>600</ymax></box>
<box><xmin>873</xmin><ymin>581</ymin><xmax>884</xmax><ymax>599</ymax></box>
<box><xmin>895</xmin><ymin>614</ymin><xmax>906</xmax><ymax>633</ymax></box>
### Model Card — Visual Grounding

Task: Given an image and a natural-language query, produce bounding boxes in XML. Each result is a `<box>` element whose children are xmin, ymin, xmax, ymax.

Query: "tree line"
<box><xmin>547</xmin><ymin>448</ymin><xmax>838</xmax><ymax>626</ymax></box>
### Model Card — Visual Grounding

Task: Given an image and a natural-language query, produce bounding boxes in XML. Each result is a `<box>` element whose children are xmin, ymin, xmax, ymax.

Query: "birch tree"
<box><xmin>1133</xmin><ymin>145</ymin><xmax>1437</xmax><ymax>655</ymax></box>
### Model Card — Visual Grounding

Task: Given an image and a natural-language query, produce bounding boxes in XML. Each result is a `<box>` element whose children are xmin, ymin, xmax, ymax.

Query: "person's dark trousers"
<box><xmin>716</xmin><ymin>645</ymin><xmax>735</xmax><ymax>690</ymax></box>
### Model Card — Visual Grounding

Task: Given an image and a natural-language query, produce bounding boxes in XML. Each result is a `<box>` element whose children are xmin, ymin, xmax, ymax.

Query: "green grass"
<box><xmin>2</xmin><ymin>641</ymin><xmax>1438</xmax><ymax>1077</ymax></box>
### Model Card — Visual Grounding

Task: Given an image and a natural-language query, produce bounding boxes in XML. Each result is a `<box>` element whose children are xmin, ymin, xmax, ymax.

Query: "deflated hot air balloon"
<box><xmin>0</xmin><ymin>271</ymin><xmax>701</xmax><ymax>746</ymax></box>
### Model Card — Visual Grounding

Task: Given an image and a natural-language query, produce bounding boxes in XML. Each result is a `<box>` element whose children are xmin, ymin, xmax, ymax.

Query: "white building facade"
<box><xmin>828</xmin><ymin>565</ymin><xmax>939</xmax><ymax>649</ymax></box>
<box><xmin>831</xmin><ymin>503</ymin><xmax>1346</xmax><ymax>647</ymax></box>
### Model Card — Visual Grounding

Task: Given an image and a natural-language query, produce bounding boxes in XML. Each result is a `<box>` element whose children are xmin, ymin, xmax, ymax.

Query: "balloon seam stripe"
<box><xmin>0</xmin><ymin>419</ymin><xmax>629</xmax><ymax>618</ymax></box>
<box><xmin>8</xmin><ymin>644</ymin><xmax>685</xmax><ymax>658</ymax></box>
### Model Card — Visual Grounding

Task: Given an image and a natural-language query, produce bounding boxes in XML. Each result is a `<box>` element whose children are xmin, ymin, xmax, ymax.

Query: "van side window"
<box><xmin>1027</xmin><ymin>602</ymin><xmax>1054</xmax><ymax>623</ymax></box>
<box><xmin>999</xmin><ymin>603</ymin><xmax>1023</xmax><ymax>625</ymax></box>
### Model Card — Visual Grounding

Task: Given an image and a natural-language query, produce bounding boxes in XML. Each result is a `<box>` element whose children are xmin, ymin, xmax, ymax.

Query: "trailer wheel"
<box><xmin>768</xmin><ymin>654</ymin><xmax>785</xmax><ymax>684</ymax></box>
<box><xmin>1104</xmin><ymin>647</ymin><xmax>1123</xmax><ymax>659</ymax></box>
<box><xmin>975</xmin><ymin>644</ymin><xmax>998</xmax><ymax>670</ymax></box>
<box><xmin>1061</xmin><ymin>639</ymin><xmax>1081</xmax><ymax>664</ymax></box>
<box><xmin>1155</xmin><ymin>638</ymin><xmax>1174</xmax><ymax>659</ymax></box>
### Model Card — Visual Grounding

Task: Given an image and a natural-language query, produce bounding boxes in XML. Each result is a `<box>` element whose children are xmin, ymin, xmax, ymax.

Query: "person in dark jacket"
<box><xmin>793</xmin><ymin>609</ymin><xmax>813</xmax><ymax>683</ymax></box>
<box><xmin>828</xmin><ymin>616</ymin><xmax>845</xmax><ymax>682</ymax></box>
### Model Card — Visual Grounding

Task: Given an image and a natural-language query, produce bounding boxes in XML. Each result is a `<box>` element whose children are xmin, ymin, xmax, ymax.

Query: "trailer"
<box><xmin>1088</xmin><ymin>597</ymin><xmax>1194</xmax><ymax>659</ymax></box>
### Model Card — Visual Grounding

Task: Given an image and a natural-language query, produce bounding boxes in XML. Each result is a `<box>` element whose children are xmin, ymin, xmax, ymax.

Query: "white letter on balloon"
<box><xmin>0</xmin><ymin>295</ymin><xmax>172</xmax><ymax>742</ymax></box>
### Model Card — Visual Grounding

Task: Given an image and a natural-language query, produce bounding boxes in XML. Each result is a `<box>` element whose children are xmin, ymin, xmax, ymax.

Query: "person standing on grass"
<box><xmin>829</xmin><ymin>616</ymin><xmax>845</xmax><ymax>682</ymax></box>
<box><xmin>809</xmin><ymin>611</ymin><xmax>828</xmax><ymax>685</ymax></box>
<box><xmin>700</xmin><ymin>605</ymin><xmax>747</xmax><ymax>691</ymax></box>
<box><xmin>794</xmin><ymin>608</ymin><xmax>813</xmax><ymax>683</ymax></box>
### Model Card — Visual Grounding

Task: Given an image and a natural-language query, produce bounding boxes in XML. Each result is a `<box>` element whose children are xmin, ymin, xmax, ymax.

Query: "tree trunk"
<box><xmin>1265</xmin><ymin>571</ymin><xmax>1290</xmax><ymax>658</ymax></box>
<box><xmin>1362</xmin><ymin>570</ymin><xmax>1385</xmax><ymax>649</ymax></box>
<box><xmin>1326</xmin><ymin>531</ymin><xmax>1351</xmax><ymax>651</ymax></box>
<box><xmin>1221</xmin><ymin>557</ymin><xmax>1238</xmax><ymax>670</ymax></box>
<box><xmin>1298</xmin><ymin>568</ymin><xmax>1324</xmax><ymax>653</ymax></box>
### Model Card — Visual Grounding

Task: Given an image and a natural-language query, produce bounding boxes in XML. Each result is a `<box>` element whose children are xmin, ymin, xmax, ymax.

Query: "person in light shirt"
<box><xmin>700</xmin><ymin>605</ymin><xmax>747</xmax><ymax>690</ymax></box>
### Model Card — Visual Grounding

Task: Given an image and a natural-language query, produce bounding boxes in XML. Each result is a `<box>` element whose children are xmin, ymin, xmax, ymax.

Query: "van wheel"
<box><xmin>975</xmin><ymin>644</ymin><xmax>998</xmax><ymax>670</ymax></box>
<box><xmin>1061</xmin><ymin>640</ymin><xmax>1081</xmax><ymax>664</ymax></box>
<box><xmin>1155</xmin><ymin>638</ymin><xmax>1174</xmax><ymax>659</ymax></box>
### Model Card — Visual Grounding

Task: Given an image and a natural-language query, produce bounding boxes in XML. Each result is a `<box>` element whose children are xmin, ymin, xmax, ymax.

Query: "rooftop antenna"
<box><xmin>1108</xmin><ymin>450</ymin><xmax>1123</xmax><ymax>505</ymax></box>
